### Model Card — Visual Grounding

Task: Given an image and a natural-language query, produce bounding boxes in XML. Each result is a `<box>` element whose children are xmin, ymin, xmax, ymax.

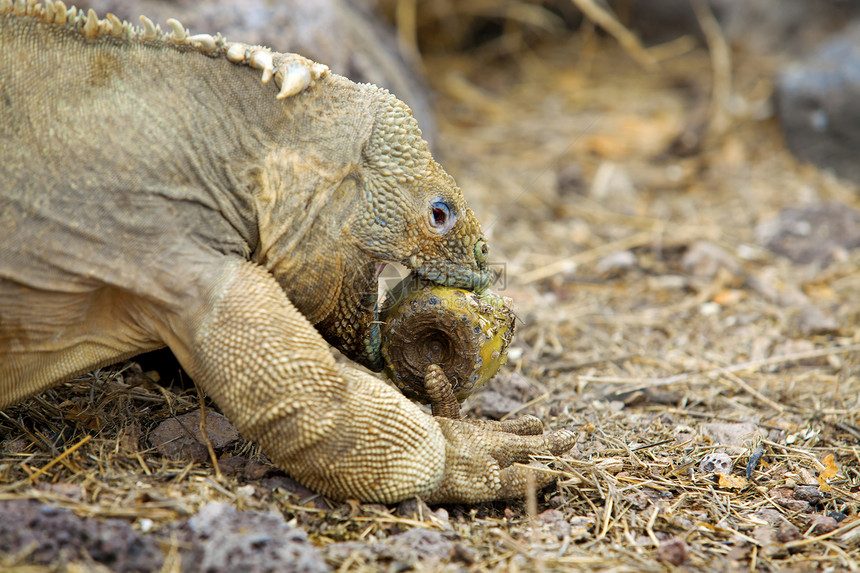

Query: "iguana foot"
<box><xmin>419</xmin><ymin>365</ymin><xmax>572</xmax><ymax>503</ymax></box>
<box><xmin>426</xmin><ymin>414</ymin><xmax>575</xmax><ymax>504</ymax></box>
<box><xmin>464</xmin><ymin>415</ymin><xmax>545</xmax><ymax>435</ymax></box>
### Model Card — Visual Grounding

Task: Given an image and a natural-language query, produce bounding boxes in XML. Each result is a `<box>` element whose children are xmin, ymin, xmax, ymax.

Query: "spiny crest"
<box><xmin>0</xmin><ymin>0</ymin><xmax>329</xmax><ymax>100</ymax></box>
<box><xmin>363</xmin><ymin>89</ymin><xmax>430</xmax><ymax>185</ymax></box>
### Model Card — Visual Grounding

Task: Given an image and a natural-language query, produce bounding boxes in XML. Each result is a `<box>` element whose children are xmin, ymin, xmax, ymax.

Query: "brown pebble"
<box><xmin>776</xmin><ymin>521</ymin><xmax>801</xmax><ymax>543</ymax></box>
<box><xmin>243</xmin><ymin>460</ymin><xmax>271</xmax><ymax>480</ymax></box>
<box><xmin>216</xmin><ymin>455</ymin><xmax>246</xmax><ymax>476</ymax></box>
<box><xmin>656</xmin><ymin>537</ymin><xmax>688</xmax><ymax>566</ymax></box>
<box><xmin>808</xmin><ymin>514</ymin><xmax>839</xmax><ymax>535</ymax></box>
<box><xmin>793</xmin><ymin>485</ymin><xmax>822</xmax><ymax>503</ymax></box>
<box><xmin>149</xmin><ymin>409</ymin><xmax>239</xmax><ymax>462</ymax></box>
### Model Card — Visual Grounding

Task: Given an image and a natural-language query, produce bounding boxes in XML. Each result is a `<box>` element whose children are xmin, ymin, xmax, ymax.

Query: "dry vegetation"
<box><xmin>3</xmin><ymin>2</ymin><xmax>860</xmax><ymax>571</ymax></box>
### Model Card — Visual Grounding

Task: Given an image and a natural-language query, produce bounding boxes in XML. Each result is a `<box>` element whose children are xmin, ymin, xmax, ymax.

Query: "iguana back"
<box><xmin>1</xmin><ymin>9</ymin><xmax>366</xmax><ymax>298</ymax></box>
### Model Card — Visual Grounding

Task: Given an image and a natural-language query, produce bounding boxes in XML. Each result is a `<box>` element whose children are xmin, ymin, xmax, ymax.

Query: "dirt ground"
<box><xmin>3</xmin><ymin>8</ymin><xmax>860</xmax><ymax>573</ymax></box>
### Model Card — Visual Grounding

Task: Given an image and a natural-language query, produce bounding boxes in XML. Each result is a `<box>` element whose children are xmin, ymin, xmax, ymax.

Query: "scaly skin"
<box><xmin>0</xmin><ymin>1</ymin><xmax>574</xmax><ymax>503</ymax></box>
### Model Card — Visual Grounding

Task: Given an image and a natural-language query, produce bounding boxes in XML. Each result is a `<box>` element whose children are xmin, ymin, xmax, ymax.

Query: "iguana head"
<box><xmin>250</xmin><ymin>81</ymin><xmax>493</xmax><ymax>371</ymax></box>
<box><xmin>354</xmin><ymin>90</ymin><xmax>493</xmax><ymax>293</ymax></box>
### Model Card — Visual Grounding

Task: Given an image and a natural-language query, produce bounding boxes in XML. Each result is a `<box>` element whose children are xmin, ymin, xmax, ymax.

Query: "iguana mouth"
<box><xmin>407</xmin><ymin>257</ymin><xmax>492</xmax><ymax>293</ymax></box>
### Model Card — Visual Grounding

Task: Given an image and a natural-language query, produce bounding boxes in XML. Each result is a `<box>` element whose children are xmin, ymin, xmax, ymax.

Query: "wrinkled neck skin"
<box><xmin>246</xmin><ymin>90</ymin><xmax>386</xmax><ymax>368</ymax></box>
<box><xmin>251</xmin><ymin>165</ymin><xmax>384</xmax><ymax>369</ymax></box>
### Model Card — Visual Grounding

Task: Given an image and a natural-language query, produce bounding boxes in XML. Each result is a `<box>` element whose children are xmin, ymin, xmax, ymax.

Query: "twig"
<box><xmin>579</xmin><ymin>343</ymin><xmax>860</xmax><ymax>390</ymax></box>
<box><xmin>692</xmin><ymin>0</ymin><xmax>732</xmax><ymax>138</ymax></box>
<box><xmin>784</xmin><ymin>518</ymin><xmax>860</xmax><ymax>550</ymax></box>
<box><xmin>27</xmin><ymin>435</ymin><xmax>92</xmax><ymax>484</ymax></box>
<box><xmin>720</xmin><ymin>370</ymin><xmax>784</xmax><ymax>413</ymax></box>
<box><xmin>195</xmin><ymin>382</ymin><xmax>222</xmax><ymax>481</ymax></box>
<box><xmin>569</xmin><ymin>0</ymin><xmax>657</xmax><ymax>70</ymax></box>
<box><xmin>395</xmin><ymin>0</ymin><xmax>421</xmax><ymax>66</ymax></box>
<box><xmin>0</xmin><ymin>435</ymin><xmax>93</xmax><ymax>492</ymax></box>
<box><xmin>519</xmin><ymin>230</ymin><xmax>655</xmax><ymax>284</ymax></box>
<box><xmin>645</xmin><ymin>504</ymin><xmax>660</xmax><ymax>547</ymax></box>
<box><xmin>526</xmin><ymin>471</ymin><xmax>538</xmax><ymax>520</ymax></box>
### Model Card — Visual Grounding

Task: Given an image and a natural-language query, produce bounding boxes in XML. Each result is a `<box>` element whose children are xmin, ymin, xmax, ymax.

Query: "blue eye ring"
<box><xmin>429</xmin><ymin>199</ymin><xmax>455</xmax><ymax>233</ymax></box>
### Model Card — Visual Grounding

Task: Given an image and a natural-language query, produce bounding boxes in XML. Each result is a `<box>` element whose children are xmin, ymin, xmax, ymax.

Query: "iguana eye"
<box><xmin>429</xmin><ymin>200</ymin><xmax>455</xmax><ymax>233</ymax></box>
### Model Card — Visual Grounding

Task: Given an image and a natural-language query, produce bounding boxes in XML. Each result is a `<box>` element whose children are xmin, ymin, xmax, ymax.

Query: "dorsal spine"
<box><xmin>1</xmin><ymin>0</ymin><xmax>330</xmax><ymax>100</ymax></box>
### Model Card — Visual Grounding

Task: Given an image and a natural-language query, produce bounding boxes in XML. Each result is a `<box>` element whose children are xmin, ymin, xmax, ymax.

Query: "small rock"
<box><xmin>829</xmin><ymin>511</ymin><xmax>848</xmax><ymax>523</ymax></box>
<box><xmin>548</xmin><ymin>494</ymin><xmax>570</xmax><ymax>509</ymax></box>
<box><xmin>701</xmin><ymin>422</ymin><xmax>766</xmax><ymax>449</ymax></box>
<box><xmin>534</xmin><ymin>508</ymin><xmax>565</xmax><ymax>524</ymax></box>
<box><xmin>321</xmin><ymin>541</ymin><xmax>375</xmax><ymax>566</ymax></box>
<box><xmin>771</xmin><ymin>493</ymin><xmax>811</xmax><ymax>513</ymax></box>
<box><xmin>262</xmin><ymin>475</ymin><xmax>328</xmax><ymax>509</ymax></box>
<box><xmin>181</xmin><ymin>502</ymin><xmax>327</xmax><ymax>573</ymax></box>
<box><xmin>216</xmin><ymin>455</ymin><xmax>247</xmax><ymax>476</ymax></box>
<box><xmin>656</xmin><ymin>537</ymin><xmax>688</xmax><ymax>566</ymax></box>
<box><xmin>682</xmin><ymin>240</ymin><xmax>741</xmax><ymax>278</ymax></box>
<box><xmin>535</xmin><ymin>509</ymin><xmax>571</xmax><ymax>539</ymax></box>
<box><xmin>753</xmin><ymin>524</ymin><xmax>787</xmax><ymax>558</ymax></box>
<box><xmin>808</xmin><ymin>514</ymin><xmax>839</xmax><ymax>535</ymax></box>
<box><xmin>752</xmin><ymin>525</ymin><xmax>776</xmax><ymax>546</ymax></box>
<box><xmin>389</xmin><ymin>528</ymin><xmax>457</xmax><ymax>562</ymax></box>
<box><xmin>0</xmin><ymin>499</ymin><xmax>163</xmax><ymax>572</ymax></box>
<box><xmin>755</xmin><ymin>204</ymin><xmax>860</xmax><ymax>265</ymax></box>
<box><xmin>323</xmin><ymin>528</ymin><xmax>474</xmax><ymax>570</ymax></box>
<box><xmin>754</xmin><ymin>508</ymin><xmax>784</xmax><ymax>525</ymax></box>
<box><xmin>397</xmin><ymin>497</ymin><xmax>444</xmax><ymax>525</ymax></box>
<box><xmin>776</xmin><ymin>521</ymin><xmax>802</xmax><ymax>543</ymax></box>
<box><xmin>699</xmin><ymin>452</ymin><xmax>733</xmax><ymax>475</ymax></box>
<box><xmin>149</xmin><ymin>409</ymin><xmax>239</xmax><ymax>463</ymax></box>
<box><xmin>568</xmin><ymin>516</ymin><xmax>593</xmax><ymax>541</ymax></box>
<box><xmin>793</xmin><ymin>485</ymin><xmax>823</xmax><ymax>503</ymax></box>
<box><xmin>243</xmin><ymin>459</ymin><xmax>271</xmax><ymax>480</ymax></box>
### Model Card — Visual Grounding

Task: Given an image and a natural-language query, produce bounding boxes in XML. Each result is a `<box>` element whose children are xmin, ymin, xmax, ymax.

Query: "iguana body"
<box><xmin>0</xmin><ymin>1</ymin><xmax>573</xmax><ymax>503</ymax></box>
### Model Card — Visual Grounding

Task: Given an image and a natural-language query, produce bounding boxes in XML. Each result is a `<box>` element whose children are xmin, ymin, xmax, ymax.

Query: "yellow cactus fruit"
<box><xmin>381</xmin><ymin>277</ymin><xmax>516</xmax><ymax>406</ymax></box>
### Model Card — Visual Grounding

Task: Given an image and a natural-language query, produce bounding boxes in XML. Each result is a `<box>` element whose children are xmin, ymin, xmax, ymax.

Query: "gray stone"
<box><xmin>183</xmin><ymin>502</ymin><xmax>328</xmax><ymax>573</ymax></box>
<box><xmin>149</xmin><ymin>409</ymin><xmax>240</xmax><ymax>462</ymax></box>
<box><xmin>776</xmin><ymin>25</ymin><xmax>860</xmax><ymax>183</ymax></box>
<box><xmin>755</xmin><ymin>203</ymin><xmax>860</xmax><ymax>266</ymax></box>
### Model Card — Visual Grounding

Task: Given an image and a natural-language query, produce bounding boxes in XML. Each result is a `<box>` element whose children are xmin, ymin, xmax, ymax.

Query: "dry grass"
<box><xmin>3</xmin><ymin>3</ymin><xmax>860</xmax><ymax>571</ymax></box>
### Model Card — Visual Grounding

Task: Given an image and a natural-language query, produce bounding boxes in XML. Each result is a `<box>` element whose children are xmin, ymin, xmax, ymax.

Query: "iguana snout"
<box><xmin>404</xmin><ymin>189</ymin><xmax>492</xmax><ymax>294</ymax></box>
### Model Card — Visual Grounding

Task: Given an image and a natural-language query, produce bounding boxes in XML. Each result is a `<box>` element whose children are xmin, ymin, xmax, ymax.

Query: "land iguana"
<box><xmin>0</xmin><ymin>0</ymin><xmax>574</xmax><ymax>503</ymax></box>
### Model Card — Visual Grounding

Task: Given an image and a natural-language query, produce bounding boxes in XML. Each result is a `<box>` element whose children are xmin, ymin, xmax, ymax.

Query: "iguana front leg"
<box><xmin>157</xmin><ymin>258</ymin><xmax>573</xmax><ymax>503</ymax></box>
